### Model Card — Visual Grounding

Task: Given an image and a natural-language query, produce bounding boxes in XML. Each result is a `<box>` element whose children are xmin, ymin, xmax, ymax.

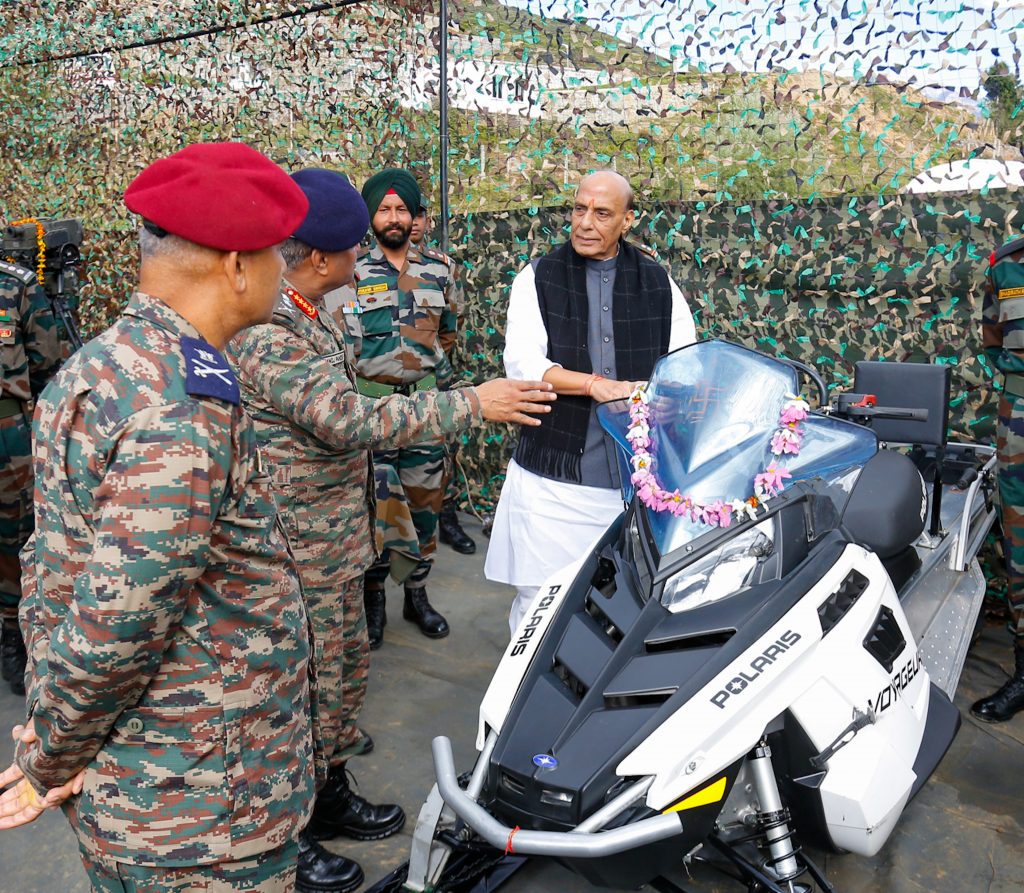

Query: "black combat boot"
<box><xmin>364</xmin><ymin>582</ymin><xmax>386</xmax><ymax>650</ymax></box>
<box><xmin>403</xmin><ymin>584</ymin><xmax>450</xmax><ymax>638</ymax></box>
<box><xmin>438</xmin><ymin>499</ymin><xmax>476</xmax><ymax>554</ymax></box>
<box><xmin>1</xmin><ymin>620</ymin><xmax>26</xmax><ymax>697</ymax></box>
<box><xmin>295</xmin><ymin>829</ymin><xmax>363</xmax><ymax>893</ymax></box>
<box><xmin>307</xmin><ymin>765</ymin><xmax>405</xmax><ymax>841</ymax></box>
<box><xmin>971</xmin><ymin>642</ymin><xmax>1024</xmax><ymax>723</ymax></box>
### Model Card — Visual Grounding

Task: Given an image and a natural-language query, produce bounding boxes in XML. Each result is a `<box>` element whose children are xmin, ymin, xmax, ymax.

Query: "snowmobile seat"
<box><xmin>853</xmin><ymin>361</ymin><xmax>950</xmax><ymax>535</ymax></box>
<box><xmin>841</xmin><ymin>450</ymin><xmax>927</xmax><ymax>565</ymax></box>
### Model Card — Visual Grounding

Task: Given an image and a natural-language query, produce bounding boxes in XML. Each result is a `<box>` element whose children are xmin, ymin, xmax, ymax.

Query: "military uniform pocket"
<box><xmin>412</xmin><ymin>288</ymin><xmax>445</xmax><ymax>332</ymax></box>
<box><xmin>106</xmin><ymin>705</ymin><xmax>223</xmax><ymax>789</ymax></box>
<box><xmin>360</xmin><ymin>307</ymin><xmax>394</xmax><ymax>337</ymax></box>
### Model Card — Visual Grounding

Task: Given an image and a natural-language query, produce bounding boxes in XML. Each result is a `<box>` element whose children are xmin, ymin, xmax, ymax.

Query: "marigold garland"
<box><xmin>627</xmin><ymin>384</ymin><xmax>810</xmax><ymax>528</ymax></box>
<box><xmin>7</xmin><ymin>217</ymin><xmax>46</xmax><ymax>286</ymax></box>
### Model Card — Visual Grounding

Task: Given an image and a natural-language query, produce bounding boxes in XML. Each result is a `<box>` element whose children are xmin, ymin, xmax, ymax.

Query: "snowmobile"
<box><xmin>369</xmin><ymin>339</ymin><xmax>997</xmax><ymax>893</ymax></box>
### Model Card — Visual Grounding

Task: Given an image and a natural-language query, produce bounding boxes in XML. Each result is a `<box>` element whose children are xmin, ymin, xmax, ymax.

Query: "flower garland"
<box><xmin>626</xmin><ymin>384</ymin><xmax>810</xmax><ymax>528</ymax></box>
<box><xmin>7</xmin><ymin>217</ymin><xmax>46</xmax><ymax>286</ymax></box>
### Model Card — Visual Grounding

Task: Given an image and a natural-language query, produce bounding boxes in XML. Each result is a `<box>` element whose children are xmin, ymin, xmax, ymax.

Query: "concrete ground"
<box><xmin>1</xmin><ymin>515</ymin><xmax>1022</xmax><ymax>893</ymax></box>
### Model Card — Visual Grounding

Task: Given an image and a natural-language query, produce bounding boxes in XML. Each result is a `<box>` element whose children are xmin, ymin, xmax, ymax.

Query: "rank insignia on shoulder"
<box><xmin>357</xmin><ymin>282</ymin><xmax>389</xmax><ymax>297</ymax></box>
<box><xmin>284</xmin><ymin>286</ymin><xmax>318</xmax><ymax>319</ymax></box>
<box><xmin>341</xmin><ymin>301</ymin><xmax>362</xmax><ymax>314</ymax></box>
<box><xmin>423</xmin><ymin>247</ymin><xmax>452</xmax><ymax>266</ymax></box>
<box><xmin>182</xmin><ymin>336</ymin><xmax>240</xmax><ymax>405</ymax></box>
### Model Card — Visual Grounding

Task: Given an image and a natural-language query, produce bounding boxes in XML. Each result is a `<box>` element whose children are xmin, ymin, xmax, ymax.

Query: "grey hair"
<box><xmin>138</xmin><ymin>226</ymin><xmax>217</xmax><ymax>264</ymax></box>
<box><xmin>280</xmin><ymin>238</ymin><xmax>313</xmax><ymax>271</ymax></box>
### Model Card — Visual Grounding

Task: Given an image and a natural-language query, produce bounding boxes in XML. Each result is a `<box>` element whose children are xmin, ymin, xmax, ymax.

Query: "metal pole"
<box><xmin>439</xmin><ymin>0</ymin><xmax>450</xmax><ymax>252</ymax></box>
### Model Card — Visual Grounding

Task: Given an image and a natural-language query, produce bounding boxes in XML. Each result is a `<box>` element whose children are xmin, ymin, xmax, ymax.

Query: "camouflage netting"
<box><xmin>1</xmin><ymin>0</ymin><xmax>1022</xmax><ymax>507</ymax></box>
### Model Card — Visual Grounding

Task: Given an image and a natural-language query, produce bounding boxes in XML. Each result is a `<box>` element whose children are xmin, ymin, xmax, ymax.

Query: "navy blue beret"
<box><xmin>290</xmin><ymin>168</ymin><xmax>369</xmax><ymax>252</ymax></box>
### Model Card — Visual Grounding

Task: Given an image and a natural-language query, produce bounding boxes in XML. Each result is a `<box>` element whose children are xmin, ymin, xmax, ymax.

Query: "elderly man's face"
<box><xmin>372</xmin><ymin>193</ymin><xmax>413</xmax><ymax>250</ymax></box>
<box><xmin>570</xmin><ymin>175</ymin><xmax>635</xmax><ymax>260</ymax></box>
<box><xmin>243</xmin><ymin>243</ymin><xmax>287</xmax><ymax>324</ymax></box>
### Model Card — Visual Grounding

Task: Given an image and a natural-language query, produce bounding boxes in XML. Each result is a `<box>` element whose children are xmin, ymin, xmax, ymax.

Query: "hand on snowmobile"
<box><xmin>475</xmin><ymin>379</ymin><xmax>556</xmax><ymax>426</ymax></box>
<box><xmin>589</xmin><ymin>378</ymin><xmax>643</xmax><ymax>403</ymax></box>
<box><xmin>0</xmin><ymin>723</ymin><xmax>85</xmax><ymax>829</ymax></box>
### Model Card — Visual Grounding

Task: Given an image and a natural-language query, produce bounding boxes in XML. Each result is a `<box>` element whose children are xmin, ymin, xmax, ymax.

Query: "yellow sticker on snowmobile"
<box><xmin>662</xmin><ymin>776</ymin><xmax>727</xmax><ymax>813</ymax></box>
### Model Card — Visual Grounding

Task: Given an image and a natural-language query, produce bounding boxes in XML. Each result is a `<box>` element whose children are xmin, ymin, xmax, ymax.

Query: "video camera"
<box><xmin>1</xmin><ymin>218</ymin><xmax>84</xmax><ymax>350</ymax></box>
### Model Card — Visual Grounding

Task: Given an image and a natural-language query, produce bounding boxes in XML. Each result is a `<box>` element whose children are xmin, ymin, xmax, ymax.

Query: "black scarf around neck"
<box><xmin>514</xmin><ymin>240</ymin><xmax>672</xmax><ymax>483</ymax></box>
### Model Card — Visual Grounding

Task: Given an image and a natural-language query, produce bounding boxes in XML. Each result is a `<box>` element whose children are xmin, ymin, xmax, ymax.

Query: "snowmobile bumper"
<box><xmin>432</xmin><ymin>736</ymin><xmax>683</xmax><ymax>858</ymax></box>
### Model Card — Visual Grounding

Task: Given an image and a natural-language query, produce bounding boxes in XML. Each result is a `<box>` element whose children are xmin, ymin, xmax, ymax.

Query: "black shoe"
<box><xmin>1</xmin><ymin>621</ymin><xmax>26</xmax><ymax>697</ymax></box>
<box><xmin>971</xmin><ymin>643</ymin><xmax>1024</xmax><ymax>723</ymax></box>
<box><xmin>355</xmin><ymin>727</ymin><xmax>374</xmax><ymax>756</ymax></box>
<box><xmin>307</xmin><ymin>765</ymin><xmax>406</xmax><ymax>842</ymax></box>
<box><xmin>296</xmin><ymin>830</ymin><xmax>363</xmax><ymax>893</ymax></box>
<box><xmin>403</xmin><ymin>585</ymin><xmax>450</xmax><ymax>639</ymax></box>
<box><xmin>439</xmin><ymin>502</ymin><xmax>476</xmax><ymax>555</ymax></box>
<box><xmin>364</xmin><ymin>584</ymin><xmax>386</xmax><ymax>651</ymax></box>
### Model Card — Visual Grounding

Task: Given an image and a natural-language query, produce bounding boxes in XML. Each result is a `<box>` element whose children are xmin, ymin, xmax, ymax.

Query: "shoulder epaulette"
<box><xmin>0</xmin><ymin>260</ymin><xmax>36</xmax><ymax>285</ymax></box>
<box><xmin>422</xmin><ymin>245</ymin><xmax>453</xmax><ymax>267</ymax></box>
<box><xmin>994</xmin><ymin>236</ymin><xmax>1024</xmax><ymax>263</ymax></box>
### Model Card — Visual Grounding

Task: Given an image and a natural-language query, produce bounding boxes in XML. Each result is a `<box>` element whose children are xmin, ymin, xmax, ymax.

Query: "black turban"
<box><xmin>361</xmin><ymin>168</ymin><xmax>421</xmax><ymax>218</ymax></box>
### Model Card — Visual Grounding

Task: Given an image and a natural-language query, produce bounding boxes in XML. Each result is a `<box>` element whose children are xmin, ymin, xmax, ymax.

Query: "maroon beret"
<box><xmin>124</xmin><ymin>142</ymin><xmax>309</xmax><ymax>252</ymax></box>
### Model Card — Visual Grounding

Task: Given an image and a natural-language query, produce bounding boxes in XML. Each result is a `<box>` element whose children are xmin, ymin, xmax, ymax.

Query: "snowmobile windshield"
<box><xmin>597</xmin><ymin>340</ymin><xmax>877</xmax><ymax>560</ymax></box>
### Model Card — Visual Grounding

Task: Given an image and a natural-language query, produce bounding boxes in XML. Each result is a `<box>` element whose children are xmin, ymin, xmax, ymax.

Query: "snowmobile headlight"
<box><xmin>661</xmin><ymin>521</ymin><xmax>777</xmax><ymax>614</ymax></box>
<box><xmin>539</xmin><ymin>788</ymin><xmax>575</xmax><ymax>807</ymax></box>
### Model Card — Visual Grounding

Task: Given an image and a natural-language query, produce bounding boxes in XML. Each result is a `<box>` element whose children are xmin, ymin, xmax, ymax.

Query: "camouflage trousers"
<box><xmin>308</xmin><ymin>574</ymin><xmax>369</xmax><ymax>767</ymax></box>
<box><xmin>443</xmin><ymin>439</ymin><xmax>464</xmax><ymax>505</ymax></box>
<box><xmin>0</xmin><ymin>412</ymin><xmax>33</xmax><ymax>621</ymax></box>
<box><xmin>373</xmin><ymin>464</ymin><xmax>422</xmax><ymax>584</ymax></box>
<box><xmin>79</xmin><ymin>839</ymin><xmax>298</xmax><ymax>892</ymax></box>
<box><xmin>368</xmin><ymin>441</ymin><xmax>446</xmax><ymax>588</ymax></box>
<box><xmin>997</xmin><ymin>394</ymin><xmax>1024</xmax><ymax>641</ymax></box>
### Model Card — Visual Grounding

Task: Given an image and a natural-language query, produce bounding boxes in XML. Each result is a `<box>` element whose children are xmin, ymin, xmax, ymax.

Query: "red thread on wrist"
<box><xmin>584</xmin><ymin>374</ymin><xmax>605</xmax><ymax>397</ymax></box>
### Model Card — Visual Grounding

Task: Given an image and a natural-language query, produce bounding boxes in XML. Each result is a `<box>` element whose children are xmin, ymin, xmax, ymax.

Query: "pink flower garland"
<box><xmin>627</xmin><ymin>385</ymin><xmax>810</xmax><ymax>528</ymax></box>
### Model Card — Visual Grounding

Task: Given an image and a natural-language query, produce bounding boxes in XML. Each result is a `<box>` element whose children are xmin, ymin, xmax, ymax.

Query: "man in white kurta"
<box><xmin>486</xmin><ymin>171</ymin><xmax>697</xmax><ymax>633</ymax></box>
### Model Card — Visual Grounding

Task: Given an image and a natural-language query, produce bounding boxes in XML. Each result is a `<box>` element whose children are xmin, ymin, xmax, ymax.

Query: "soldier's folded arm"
<box><xmin>15</xmin><ymin>401</ymin><xmax>228</xmax><ymax>794</ymax></box>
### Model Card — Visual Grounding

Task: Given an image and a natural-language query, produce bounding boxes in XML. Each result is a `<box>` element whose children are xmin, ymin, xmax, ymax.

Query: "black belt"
<box><xmin>0</xmin><ymin>398</ymin><xmax>23</xmax><ymax>420</ymax></box>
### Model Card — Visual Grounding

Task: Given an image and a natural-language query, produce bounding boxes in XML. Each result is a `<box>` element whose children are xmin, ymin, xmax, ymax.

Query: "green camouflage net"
<box><xmin>1</xmin><ymin>0</ymin><xmax>1022</xmax><ymax>506</ymax></box>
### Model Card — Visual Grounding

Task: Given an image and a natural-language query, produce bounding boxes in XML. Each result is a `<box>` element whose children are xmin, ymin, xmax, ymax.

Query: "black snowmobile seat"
<box><xmin>841</xmin><ymin>450</ymin><xmax>927</xmax><ymax>560</ymax></box>
<box><xmin>853</xmin><ymin>360</ymin><xmax>950</xmax><ymax>536</ymax></box>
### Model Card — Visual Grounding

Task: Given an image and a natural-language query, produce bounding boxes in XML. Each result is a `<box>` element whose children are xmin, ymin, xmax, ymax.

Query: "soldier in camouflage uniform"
<box><xmin>0</xmin><ymin>260</ymin><xmax>61</xmax><ymax>696</ymax></box>
<box><xmin>227</xmin><ymin>168</ymin><xmax>555</xmax><ymax>886</ymax></box>
<box><xmin>974</xmin><ymin>234</ymin><xmax>1024</xmax><ymax>724</ymax></box>
<box><xmin>0</xmin><ymin>143</ymin><xmax>318</xmax><ymax>892</ymax></box>
<box><xmin>410</xmin><ymin>202</ymin><xmax>477</xmax><ymax>556</ymax></box>
<box><xmin>328</xmin><ymin>168</ymin><xmax>463</xmax><ymax>647</ymax></box>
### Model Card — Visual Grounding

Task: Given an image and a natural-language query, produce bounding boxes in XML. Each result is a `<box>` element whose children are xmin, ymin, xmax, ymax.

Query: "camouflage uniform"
<box><xmin>16</xmin><ymin>292</ymin><xmax>316</xmax><ymax>885</ymax></box>
<box><xmin>982</xmin><ymin>237</ymin><xmax>1024</xmax><ymax>643</ymax></box>
<box><xmin>374</xmin><ymin>463</ymin><xmax>422</xmax><ymax>584</ymax></box>
<box><xmin>227</xmin><ymin>284</ymin><xmax>480</xmax><ymax>764</ymax></box>
<box><xmin>0</xmin><ymin>262</ymin><xmax>61</xmax><ymax>621</ymax></box>
<box><xmin>329</xmin><ymin>243</ymin><xmax>463</xmax><ymax>588</ymax></box>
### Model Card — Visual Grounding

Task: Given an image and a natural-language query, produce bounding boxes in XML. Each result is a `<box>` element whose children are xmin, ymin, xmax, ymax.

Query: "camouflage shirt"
<box><xmin>226</xmin><ymin>284</ymin><xmax>481</xmax><ymax>583</ymax></box>
<box><xmin>17</xmin><ymin>292</ymin><xmax>315</xmax><ymax>867</ymax></box>
<box><xmin>982</xmin><ymin>238</ymin><xmax>1024</xmax><ymax>376</ymax></box>
<box><xmin>0</xmin><ymin>261</ymin><xmax>62</xmax><ymax>404</ymax></box>
<box><xmin>326</xmin><ymin>242</ymin><xmax>462</xmax><ymax>388</ymax></box>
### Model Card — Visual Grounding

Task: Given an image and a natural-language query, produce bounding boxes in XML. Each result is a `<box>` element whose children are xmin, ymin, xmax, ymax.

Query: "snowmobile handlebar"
<box><xmin>431</xmin><ymin>737</ymin><xmax>683</xmax><ymax>858</ymax></box>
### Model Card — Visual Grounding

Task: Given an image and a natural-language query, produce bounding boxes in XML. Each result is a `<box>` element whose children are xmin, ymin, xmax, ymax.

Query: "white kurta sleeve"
<box><xmin>503</xmin><ymin>263</ymin><xmax>562</xmax><ymax>381</ymax></box>
<box><xmin>667</xmin><ymin>277</ymin><xmax>698</xmax><ymax>350</ymax></box>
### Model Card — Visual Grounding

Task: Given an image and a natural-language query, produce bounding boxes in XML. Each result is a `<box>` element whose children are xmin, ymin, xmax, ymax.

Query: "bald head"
<box><xmin>570</xmin><ymin>170</ymin><xmax>636</xmax><ymax>260</ymax></box>
<box><xmin>578</xmin><ymin>171</ymin><xmax>634</xmax><ymax>211</ymax></box>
